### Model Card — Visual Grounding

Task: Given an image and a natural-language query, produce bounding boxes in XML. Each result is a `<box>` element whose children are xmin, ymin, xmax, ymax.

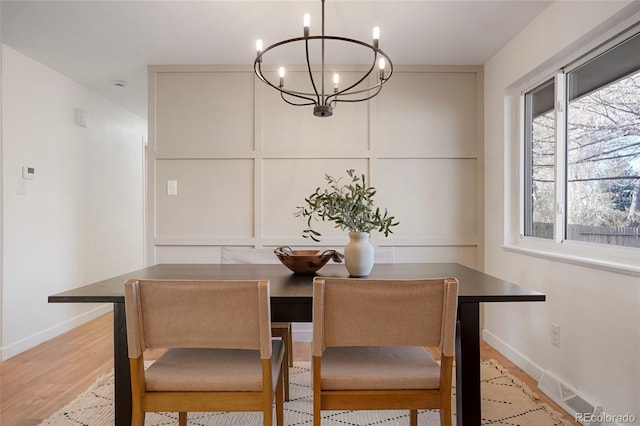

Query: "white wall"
<box><xmin>0</xmin><ymin>4</ymin><xmax>4</xmax><ymax>351</ymax></box>
<box><xmin>0</xmin><ymin>45</ymin><xmax>146</xmax><ymax>360</ymax></box>
<box><xmin>484</xmin><ymin>1</ymin><xmax>640</xmax><ymax>422</ymax></box>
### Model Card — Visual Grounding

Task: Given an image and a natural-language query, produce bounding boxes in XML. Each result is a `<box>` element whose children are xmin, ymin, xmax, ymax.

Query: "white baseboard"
<box><xmin>0</xmin><ymin>304</ymin><xmax>112</xmax><ymax>361</ymax></box>
<box><xmin>482</xmin><ymin>329</ymin><xmax>545</xmax><ymax>382</ymax></box>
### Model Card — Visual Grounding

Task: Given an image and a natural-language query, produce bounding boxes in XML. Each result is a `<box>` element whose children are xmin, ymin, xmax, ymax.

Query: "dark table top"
<box><xmin>48</xmin><ymin>262</ymin><xmax>545</xmax><ymax>305</ymax></box>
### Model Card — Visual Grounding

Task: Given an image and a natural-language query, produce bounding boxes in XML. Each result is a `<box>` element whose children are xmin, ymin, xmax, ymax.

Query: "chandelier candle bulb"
<box><xmin>278</xmin><ymin>67</ymin><xmax>285</xmax><ymax>87</ymax></box>
<box><xmin>304</xmin><ymin>13</ymin><xmax>310</xmax><ymax>37</ymax></box>
<box><xmin>373</xmin><ymin>26</ymin><xmax>380</xmax><ymax>48</ymax></box>
<box><xmin>255</xmin><ymin>39</ymin><xmax>263</xmax><ymax>61</ymax></box>
<box><xmin>379</xmin><ymin>57</ymin><xmax>386</xmax><ymax>80</ymax></box>
<box><xmin>333</xmin><ymin>73</ymin><xmax>339</xmax><ymax>92</ymax></box>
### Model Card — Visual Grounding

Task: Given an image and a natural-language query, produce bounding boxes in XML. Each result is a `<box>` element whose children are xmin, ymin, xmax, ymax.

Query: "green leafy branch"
<box><xmin>294</xmin><ymin>169</ymin><xmax>399</xmax><ymax>242</ymax></box>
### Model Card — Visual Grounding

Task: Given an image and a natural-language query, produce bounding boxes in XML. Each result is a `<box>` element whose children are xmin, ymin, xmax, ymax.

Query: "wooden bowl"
<box><xmin>274</xmin><ymin>247</ymin><xmax>341</xmax><ymax>274</ymax></box>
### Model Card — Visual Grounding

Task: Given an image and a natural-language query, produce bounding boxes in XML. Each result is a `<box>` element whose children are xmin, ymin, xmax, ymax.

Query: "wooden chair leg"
<box><xmin>410</xmin><ymin>409</ymin><xmax>418</xmax><ymax>426</ymax></box>
<box><xmin>282</xmin><ymin>359</ymin><xmax>289</xmax><ymax>402</ymax></box>
<box><xmin>312</xmin><ymin>356</ymin><xmax>322</xmax><ymax>426</ymax></box>
<box><xmin>178</xmin><ymin>411</ymin><xmax>187</xmax><ymax>426</ymax></box>
<box><xmin>264</xmin><ymin>407</ymin><xmax>273</xmax><ymax>426</ymax></box>
<box><xmin>131</xmin><ymin>410</ymin><xmax>145</xmax><ymax>426</ymax></box>
<box><xmin>281</xmin><ymin>351</ymin><xmax>290</xmax><ymax>401</ymax></box>
<box><xmin>275</xmin><ymin>366</ymin><xmax>284</xmax><ymax>426</ymax></box>
<box><xmin>271</xmin><ymin>323</ymin><xmax>291</xmax><ymax>401</ymax></box>
<box><xmin>441</xmin><ymin>402</ymin><xmax>452</xmax><ymax>426</ymax></box>
<box><xmin>313</xmin><ymin>399</ymin><xmax>321</xmax><ymax>426</ymax></box>
<box><xmin>440</xmin><ymin>355</ymin><xmax>453</xmax><ymax>426</ymax></box>
<box><xmin>287</xmin><ymin>326</ymin><xmax>293</xmax><ymax>367</ymax></box>
<box><xmin>130</xmin><ymin>357</ymin><xmax>146</xmax><ymax>426</ymax></box>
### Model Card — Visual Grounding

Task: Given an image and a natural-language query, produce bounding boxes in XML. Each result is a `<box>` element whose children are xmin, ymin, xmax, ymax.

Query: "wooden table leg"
<box><xmin>114</xmin><ymin>303</ymin><xmax>132</xmax><ymax>425</ymax></box>
<box><xmin>455</xmin><ymin>302</ymin><xmax>481</xmax><ymax>426</ymax></box>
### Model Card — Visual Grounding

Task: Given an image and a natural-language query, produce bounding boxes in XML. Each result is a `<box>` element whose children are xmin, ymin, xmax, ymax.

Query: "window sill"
<box><xmin>502</xmin><ymin>240</ymin><xmax>640</xmax><ymax>277</ymax></box>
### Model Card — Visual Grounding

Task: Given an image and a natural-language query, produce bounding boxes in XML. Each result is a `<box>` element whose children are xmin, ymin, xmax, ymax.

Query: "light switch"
<box><xmin>18</xmin><ymin>181</ymin><xmax>27</xmax><ymax>195</ymax></box>
<box><xmin>167</xmin><ymin>180</ymin><xmax>178</xmax><ymax>196</ymax></box>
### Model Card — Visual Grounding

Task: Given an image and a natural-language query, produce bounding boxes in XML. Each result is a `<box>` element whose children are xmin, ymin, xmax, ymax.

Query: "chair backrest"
<box><xmin>124</xmin><ymin>279</ymin><xmax>272</xmax><ymax>359</ymax></box>
<box><xmin>312</xmin><ymin>277</ymin><xmax>458</xmax><ymax>356</ymax></box>
<box><xmin>221</xmin><ymin>247</ymin><xmax>280</xmax><ymax>264</ymax></box>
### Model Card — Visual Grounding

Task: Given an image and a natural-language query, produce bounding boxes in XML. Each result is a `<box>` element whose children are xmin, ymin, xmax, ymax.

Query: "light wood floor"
<box><xmin>1</xmin><ymin>313</ymin><xmax>579</xmax><ymax>425</ymax></box>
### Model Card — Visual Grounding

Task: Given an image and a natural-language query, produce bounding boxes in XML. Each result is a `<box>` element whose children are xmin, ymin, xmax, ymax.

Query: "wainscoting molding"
<box><xmin>147</xmin><ymin>64</ymin><xmax>484</xmax><ymax>269</ymax></box>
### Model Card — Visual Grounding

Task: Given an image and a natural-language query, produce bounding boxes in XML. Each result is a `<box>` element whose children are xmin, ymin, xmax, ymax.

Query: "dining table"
<box><xmin>48</xmin><ymin>262</ymin><xmax>545</xmax><ymax>426</ymax></box>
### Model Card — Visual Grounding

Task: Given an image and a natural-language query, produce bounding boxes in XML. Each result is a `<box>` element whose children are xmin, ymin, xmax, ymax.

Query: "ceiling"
<box><xmin>1</xmin><ymin>1</ymin><xmax>551</xmax><ymax>119</ymax></box>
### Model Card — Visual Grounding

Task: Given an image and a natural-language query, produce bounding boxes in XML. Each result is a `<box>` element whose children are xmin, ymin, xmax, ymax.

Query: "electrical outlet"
<box><xmin>550</xmin><ymin>323</ymin><xmax>560</xmax><ymax>348</ymax></box>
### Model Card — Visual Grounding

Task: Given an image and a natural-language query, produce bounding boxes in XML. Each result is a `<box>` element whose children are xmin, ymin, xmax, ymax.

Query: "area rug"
<box><xmin>40</xmin><ymin>359</ymin><xmax>570</xmax><ymax>425</ymax></box>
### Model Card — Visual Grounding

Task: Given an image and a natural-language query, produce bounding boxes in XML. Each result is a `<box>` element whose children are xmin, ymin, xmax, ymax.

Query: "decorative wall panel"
<box><xmin>376</xmin><ymin>71</ymin><xmax>478</xmax><ymax>157</ymax></box>
<box><xmin>155</xmin><ymin>71</ymin><xmax>254</xmax><ymax>156</ymax></box>
<box><xmin>155</xmin><ymin>159</ymin><xmax>254</xmax><ymax>238</ymax></box>
<box><xmin>262</xmin><ymin>158</ymin><xmax>369</xmax><ymax>239</ymax></box>
<box><xmin>148</xmin><ymin>65</ymin><xmax>483</xmax><ymax>273</ymax></box>
<box><xmin>376</xmin><ymin>158</ymin><xmax>478</xmax><ymax>241</ymax></box>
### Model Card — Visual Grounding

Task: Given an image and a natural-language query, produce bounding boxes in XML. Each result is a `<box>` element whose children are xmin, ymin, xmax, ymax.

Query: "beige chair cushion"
<box><xmin>320</xmin><ymin>346</ymin><xmax>441</xmax><ymax>390</ymax></box>
<box><xmin>146</xmin><ymin>339</ymin><xmax>284</xmax><ymax>392</ymax></box>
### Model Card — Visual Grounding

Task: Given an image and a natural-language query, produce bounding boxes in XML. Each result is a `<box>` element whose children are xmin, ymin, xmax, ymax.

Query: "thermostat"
<box><xmin>22</xmin><ymin>166</ymin><xmax>35</xmax><ymax>179</ymax></box>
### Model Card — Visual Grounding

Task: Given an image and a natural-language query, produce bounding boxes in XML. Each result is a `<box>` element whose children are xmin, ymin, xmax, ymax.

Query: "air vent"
<box><xmin>538</xmin><ymin>370</ymin><xmax>601</xmax><ymax>425</ymax></box>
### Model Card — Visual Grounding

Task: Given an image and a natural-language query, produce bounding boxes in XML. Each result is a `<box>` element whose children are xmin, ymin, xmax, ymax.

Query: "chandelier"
<box><xmin>254</xmin><ymin>0</ymin><xmax>393</xmax><ymax>117</ymax></box>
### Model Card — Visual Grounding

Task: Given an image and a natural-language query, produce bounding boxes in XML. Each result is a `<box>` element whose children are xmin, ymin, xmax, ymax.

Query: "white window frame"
<box><xmin>506</xmin><ymin>22</ymin><xmax>640</xmax><ymax>277</ymax></box>
<box><xmin>553</xmin><ymin>71</ymin><xmax>567</xmax><ymax>244</ymax></box>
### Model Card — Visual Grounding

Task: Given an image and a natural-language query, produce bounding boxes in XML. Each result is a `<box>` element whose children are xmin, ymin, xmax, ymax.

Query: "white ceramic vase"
<box><xmin>344</xmin><ymin>231</ymin><xmax>375</xmax><ymax>277</ymax></box>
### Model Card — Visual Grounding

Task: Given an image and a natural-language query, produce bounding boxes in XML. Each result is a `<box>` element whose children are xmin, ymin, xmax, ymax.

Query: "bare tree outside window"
<box><xmin>567</xmin><ymin>71</ymin><xmax>640</xmax><ymax>237</ymax></box>
<box><xmin>530</xmin><ymin>110</ymin><xmax>555</xmax><ymax>230</ymax></box>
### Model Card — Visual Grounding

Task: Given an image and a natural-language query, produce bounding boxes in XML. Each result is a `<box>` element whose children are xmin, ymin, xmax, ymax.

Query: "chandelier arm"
<box><xmin>304</xmin><ymin>39</ymin><xmax>321</xmax><ymax>105</ymax></box>
<box><xmin>254</xmin><ymin>60</ymin><xmax>268</xmax><ymax>85</ymax></box>
<box><xmin>331</xmin><ymin>83</ymin><xmax>383</xmax><ymax>104</ymax></box>
<box><xmin>325</xmin><ymin>51</ymin><xmax>378</xmax><ymax>105</ymax></box>
<box><xmin>281</xmin><ymin>91</ymin><xmax>317</xmax><ymax>107</ymax></box>
<box><xmin>326</xmin><ymin>53</ymin><xmax>393</xmax><ymax>105</ymax></box>
<box><xmin>255</xmin><ymin>58</ymin><xmax>318</xmax><ymax>104</ymax></box>
<box><xmin>254</xmin><ymin>60</ymin><xmax>283</xmax><ymax>92</ymax></box>
<box><xmin>333</xmin><ymin>80</ymin><xmax>385</xmax><ymax>97</ymax></box>
<box><xmin>257</xmin><ymin>36</ymin><xmax>391</xmax><ymax>65</ymax></box>
<box><xmin>278</xmin><ymin>89</ymin><xmax>320</xmax><ymax>105</ymax></box>
<box><xmin>278</xmin><ymin>88</ymin><xmax>321</xmax><ymax>98</ymax></box>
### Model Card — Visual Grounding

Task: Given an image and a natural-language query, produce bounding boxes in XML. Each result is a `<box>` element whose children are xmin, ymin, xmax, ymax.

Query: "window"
<box><xmin>524</xmin><ymin>79</ymin><xmax>556</xmax><ymax>239</ymax></box>
<box><xmin>523</xmin><ymin>30</ymin><xmax>640</xmax><ymax>249</ymax></box>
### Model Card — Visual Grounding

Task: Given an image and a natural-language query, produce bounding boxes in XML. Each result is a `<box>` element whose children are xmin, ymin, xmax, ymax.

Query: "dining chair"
<box><xmin>220</xmin><ymin>247</ymin><xmax>294</xmax><ymax>401</ymax></box>
<box><xmin>311</xmin><ymin>277</ymin><xmax>458</xmax><ymax>426</ymax></box>
<box><xmin>124</xmin><ymin>278</ymin><xmax>285</xmax><ymax>426</ymax></box>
